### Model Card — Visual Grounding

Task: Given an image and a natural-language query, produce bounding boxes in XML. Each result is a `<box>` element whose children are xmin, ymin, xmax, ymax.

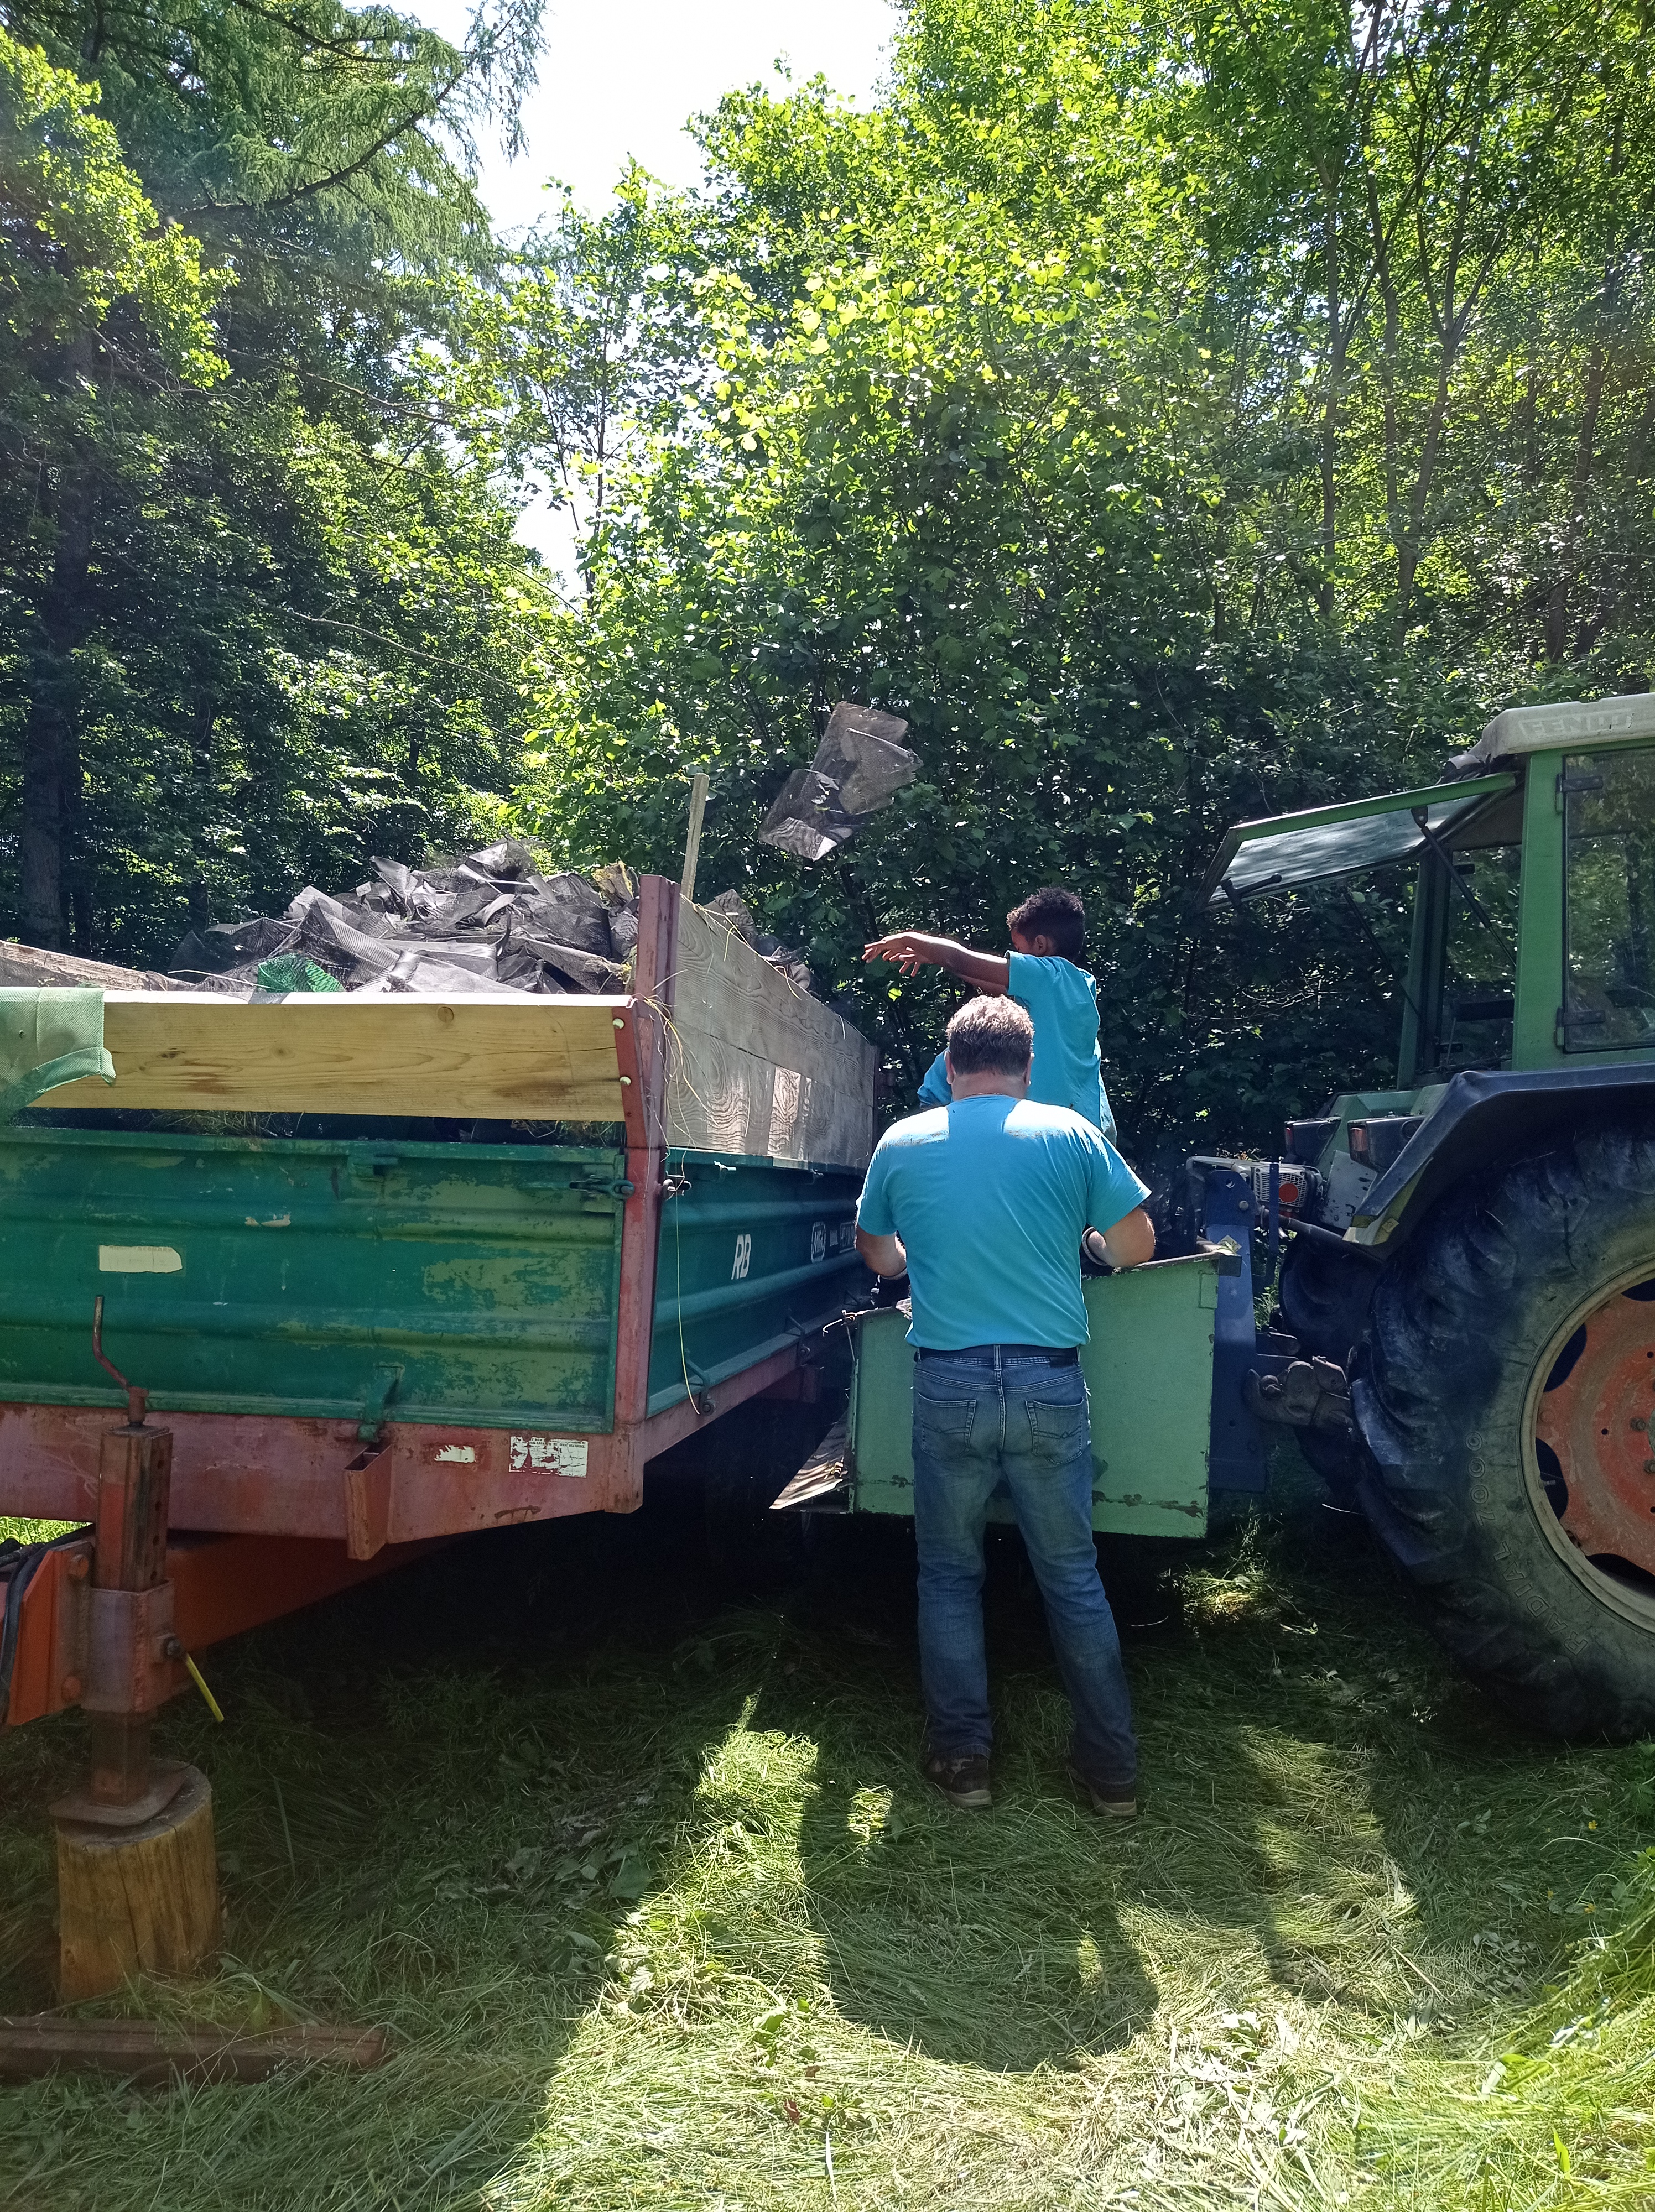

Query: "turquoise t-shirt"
<box><xmin>915</xmin><ymin>954</ymin><xmax>1113</xmax><ymax>1139</ymax></box>
<box><xmin>856</xmin><ymin>1096</ymin><xmax>1149</xmax><ymax>1349</ymax></box>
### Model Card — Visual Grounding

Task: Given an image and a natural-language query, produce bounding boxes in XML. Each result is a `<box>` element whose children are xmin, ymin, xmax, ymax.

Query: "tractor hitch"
<box><xmin>1185</xmin><ymin>1154</ymin><xmax>1360</xmax><ymax>1489</ymax></box>
<box><xmin>1243</xmin><ymin>1348</ymin><xmax>1354</xmax><ymax>1434</ymax></box>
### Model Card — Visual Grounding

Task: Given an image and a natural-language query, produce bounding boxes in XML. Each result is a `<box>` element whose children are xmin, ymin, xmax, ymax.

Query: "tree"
<box><xmin>0</xmin><ymin>0</ymin><xmax>551</xmax><ymax>953</ymax></box>
<box><xmin>504</xmin><ymin>0</ymin><xmax>1655</xmax><ymax>1155</ymax></box>
<box><xmin>0</xmin><ymin>26</ymin><xmax>226</xmax><ymax>943</ymax></box>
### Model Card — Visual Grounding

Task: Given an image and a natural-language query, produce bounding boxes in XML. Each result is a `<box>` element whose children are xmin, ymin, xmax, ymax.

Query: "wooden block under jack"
<box><xmin>0</xmin><ymin>2016</ymin><xmax>388</xmax><ymax>2085</ymax></box>
<box><xmin>54</xmin><ymin>1764</ymin><xmax>219</xmax><ymax>2002</ymax></box>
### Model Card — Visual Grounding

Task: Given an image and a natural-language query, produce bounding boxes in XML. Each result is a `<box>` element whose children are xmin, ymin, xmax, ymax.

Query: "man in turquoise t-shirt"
<box><xmin>863</xmin><ymin>886</ymin><xmax>1115</xmax><ymax>1139</ymax></box>
<box><xmin>855</xmin><ymin>992</ymin><xmax>1153</xmax><ymax>1819</ymax></box>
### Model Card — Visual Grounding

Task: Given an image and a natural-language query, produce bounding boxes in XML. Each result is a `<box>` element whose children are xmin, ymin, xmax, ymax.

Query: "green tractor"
<box><xmin>789</xmin><ymin>691</ymin><xmax>1655</xmax><ymax>1739</ymax></box>
<box><xmin>1200</xmin><ymin>690</ymin><xmax>1655</xmax><ymax>1737</ymax></box>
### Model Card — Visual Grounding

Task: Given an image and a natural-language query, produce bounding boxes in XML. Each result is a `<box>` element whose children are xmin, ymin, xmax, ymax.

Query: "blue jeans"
<box><xmin>911</xmin><ymin>1347</ymin><xmax>1138</xmax><ymax>1788</ymax></box>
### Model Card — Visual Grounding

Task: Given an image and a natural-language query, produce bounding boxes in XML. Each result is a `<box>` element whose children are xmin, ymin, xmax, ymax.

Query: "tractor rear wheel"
<box><xmin>1354</xmin><ymin>1118</ymin><xmax>1655</xmax><ymax>1738</ymax></box>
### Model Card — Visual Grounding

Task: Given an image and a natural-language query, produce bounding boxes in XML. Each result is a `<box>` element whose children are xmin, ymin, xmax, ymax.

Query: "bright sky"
<box><xmin>412</xmin><ymin>0</ymin><xmax>896</xmax><ymax>570</ymax></box>
<box><xmin>419</xmin><ymin>0</ymin><xmax>897</xmax><ymax>232</ymax></box>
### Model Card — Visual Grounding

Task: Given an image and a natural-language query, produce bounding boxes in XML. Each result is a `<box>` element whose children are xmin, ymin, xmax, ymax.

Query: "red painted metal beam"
<box><xmin>610</xmin><ymin>873</ymin><xmax>680</xmax><ymax>1505</ymax></box>
<box><xmin>0</xmin><ymin>1370</ymin><xmax>819</xmax><ymax>1547</ymax></box>
<box><xmin>3</xmin><ymin>1535</ymin><xmax>91</xmax><ymax>1728</ymax></box>
<box><xmin>167</xmin><ymin>1533</ymin><xmax>441</xmax><ymax>1653</ymax></box>
<box><xmin>2</xmin><ymin>1338</ymin><xmax>808</xmax><ymax>1731</ymax></box>
<box><xmin>632</xmin><ymin>1341</ymin><xmax>804</xmax><ymax>1463</ymax></box>
<box><xmin>4</xmin><ymin>1531</ymin><xmax>443</xmax><ymax>1729</ymax></box>
<box><xmin>0</xmin><ymin>1407</ymin><xmax>641</xmax><ymax>1537</ymax></box>
<box><xmin>2</xmin><ymin>1360</ymin><xmax>811</xmax><ymax>1734</ymax></box>
<box><xmin>613</xmin><ymin>875</ymin><xmax>676</xmax><ymax>1417</ymax></box>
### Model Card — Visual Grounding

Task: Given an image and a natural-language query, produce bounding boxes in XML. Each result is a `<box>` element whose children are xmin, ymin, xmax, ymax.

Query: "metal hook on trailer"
<box><xmin>91</xmin><ymin>1296</ymin><xmax>149</xmax><ymax>1428</ymax></box>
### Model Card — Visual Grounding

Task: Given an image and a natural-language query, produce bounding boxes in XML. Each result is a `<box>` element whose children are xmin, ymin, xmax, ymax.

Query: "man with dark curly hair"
<box><xmin>864</xmin><ymin>885</ymin><xmax>1115</xmax><ymax>1139</ymax></box>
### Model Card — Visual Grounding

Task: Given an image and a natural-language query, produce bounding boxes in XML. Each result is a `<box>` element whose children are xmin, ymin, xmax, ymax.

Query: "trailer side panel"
<box><xmin>0</xmin><ymin>1126</ymin><xmax>626</xmax><ymax>1430</ymax></box>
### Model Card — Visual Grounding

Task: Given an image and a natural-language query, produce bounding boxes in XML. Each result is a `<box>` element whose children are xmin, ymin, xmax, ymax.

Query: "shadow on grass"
<box><xmin>0</xmin><ymin>1489</ymin><xmax>763</xmax><ymax>2211</ymax></box>
<box><xmin>764</xmin><ymin>1462</ymin><xmax>1654</xmax><ymax>2062</ymax></box>
<box><xmin>793</xmin><ymin>1761</ymin><xmax>1159</xmax><ymax>2070</ymax></box>
<box><xmin>7</xmin><ymin>1434</ymin><xmax>1654</xmax><ymax>2210</ymax></box>
<box><xmin>715</xmin><ymin>1514</ymin><xmax>1159</xmax><ymax>2072</ymax></box>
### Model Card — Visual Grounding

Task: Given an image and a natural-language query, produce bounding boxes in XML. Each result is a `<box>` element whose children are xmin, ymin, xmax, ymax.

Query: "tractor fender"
<box><xmin>1351</xmin><ymin>1063</ymin><xmax>1655</xmax><ymax>1251</ymax></box>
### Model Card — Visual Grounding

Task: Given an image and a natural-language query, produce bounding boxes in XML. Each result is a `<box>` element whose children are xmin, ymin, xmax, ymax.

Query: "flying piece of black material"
<box><xmin>759</xmin><ymin>703</ymin><xmax>917</xmax><ymax>862</ymax></box>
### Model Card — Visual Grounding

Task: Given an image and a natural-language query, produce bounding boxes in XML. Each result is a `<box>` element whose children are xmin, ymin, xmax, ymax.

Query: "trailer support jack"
<box><xmin>46</xmin><ymin>1304</ymin><xmax>219</xmax><ymax>2000</ymax></box>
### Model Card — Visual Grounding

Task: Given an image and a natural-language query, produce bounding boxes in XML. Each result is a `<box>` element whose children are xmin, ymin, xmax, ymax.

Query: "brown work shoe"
<box><xmin>1067</xmin><ymin>1761</ymin><xmax>1137</xmax><ymax>1819</ymax></box>
<box><xmin>923</xmin><ymin>1751</ymin><xmax>992</xmax><ymax>1809</ymax></box>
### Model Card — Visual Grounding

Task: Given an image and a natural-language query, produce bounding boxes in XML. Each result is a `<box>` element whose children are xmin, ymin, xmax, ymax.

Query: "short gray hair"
<box><xmin>945</xmin><ymin>993</ymin><xmax>1033</xmax><ymax>1076</ymax></box>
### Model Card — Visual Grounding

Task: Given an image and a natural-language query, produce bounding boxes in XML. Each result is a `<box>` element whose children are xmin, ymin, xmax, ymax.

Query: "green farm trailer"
<box><xmin>0</xmin><ymin>876</ymin><xmax>874</xmax><ymax>1991</ymax></box>
<box><xmin>792</xmin><ymin>693</ymin><xmax>1655</xmax><ymax>1742</ymax></box>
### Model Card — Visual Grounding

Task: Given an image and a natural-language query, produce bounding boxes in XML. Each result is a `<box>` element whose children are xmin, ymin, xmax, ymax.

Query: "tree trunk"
<box><xmin>1544</xmin><ymin>343</ymin><xmax>1607</xmax><ymax>660</ymax></box>
<box><xmin>1518</xmin><ymin>356</ymin><xmax>1539</xmax><ymax>492</ymax></box>
<box><xmin>21</xmin><ymin>452</ymin><xmax>97</xmax><ymax>950</ymax></box>
<box><xmin>1318</xmin><ymin>179</ymin><xmax>1344</xmax><ymax>624</ymax></box>
<box><xmin>1393</xmin><ymin>345</ymin><xmax>1456</xmax><ymax>645</ymax></box>
<box><xmin>1362</xmin><ymin>169</ymin><xmax>1406</xmax><ymax>612</ymax></box>
<box><xmin>1545</xmin><ymin>121</ymin><xmax>1622</xmax><ymax>662</ymax></box>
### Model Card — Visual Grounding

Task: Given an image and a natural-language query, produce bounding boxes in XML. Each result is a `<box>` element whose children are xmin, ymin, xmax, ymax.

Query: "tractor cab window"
<box><xmin>1428</xmin><ymin>843</ymin><xmax>1520</xmax><ymax>1076</ymax></box>
<box><xmin>1563</xmin><ymin>747</ymin><xmax>1655</xmax><ymax>1051</ymax></box>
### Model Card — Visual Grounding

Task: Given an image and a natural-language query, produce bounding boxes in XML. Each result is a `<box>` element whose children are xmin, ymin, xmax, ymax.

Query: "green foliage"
<box><xmin>507</xmin><ymin>0</ymin><xmax>1655</xmax><ymax>1156</ymax></box>
<box><xmin>4</xmin><ymin>0</ymin><xmax>1651</xmax><ymax>1147</ymax></box>
<box><xmin>0</xmin><ymin>0</ymin><xmax>553</xmax><ymax>959</ymax></box>
<box><xmin>0</xmin><ymin>28</ymin><xmax>224</xmax><ymax>384</ymax></box>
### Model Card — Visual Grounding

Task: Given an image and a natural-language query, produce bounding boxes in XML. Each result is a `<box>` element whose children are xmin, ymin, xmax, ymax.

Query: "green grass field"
<box><xmin>4</xmin><ymin>1457</ymin><xmax>1654</xmax><ymax>2211</ymax></box>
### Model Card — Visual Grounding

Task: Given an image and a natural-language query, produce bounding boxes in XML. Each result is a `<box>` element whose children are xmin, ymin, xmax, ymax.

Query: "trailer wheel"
<box><xmin>1354</xmin><ymin>1118</ymin><xmax>1655</xmax><ymax>1738</ymax></box>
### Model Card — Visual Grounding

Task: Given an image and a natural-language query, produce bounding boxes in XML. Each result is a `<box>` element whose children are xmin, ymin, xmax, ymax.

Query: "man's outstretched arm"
<box><xmin>862</xmin><ymin>931</ymin><xmax>1009</xmax><ymax>992</ymax></box>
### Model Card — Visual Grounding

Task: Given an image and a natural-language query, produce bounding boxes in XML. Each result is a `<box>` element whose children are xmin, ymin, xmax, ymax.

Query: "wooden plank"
<box><xmin>672</xmin><ymin>901</ymin><xmax>849</xmax><ymax>1068</ymax></box>
<box><xmin>680</xmin><ymin>772</ymin><xmax>710</xmax><ymax>899</ymax></box>
<box><xmin>668</xmin><ymin>1025</ymin><xmax>875</xmax><ymax>1168</ymax></box>
<box><xmin>0</xmin><ymin>2013</ymin><xmax>387</xmax><ymax>2083</ymax></box>
<box><xmin>0</xmin><ymin>941</ymin><xmax>180</xmax><ymax>992</ymax></box>
<box><xmin>38</xmin><ymin>992</ymin><xmax>626</xmax><ymax>1120</ymax></box>
<box><xmin>666</xmin><ymin>902</ymin><xmax>876</xmax><ymax>1168</ymax></box>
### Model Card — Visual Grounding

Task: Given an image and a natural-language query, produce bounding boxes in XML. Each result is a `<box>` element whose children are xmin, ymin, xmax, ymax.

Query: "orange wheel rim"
<box><xmin>1532</xmin><ymin>1271</ymin><xmax>1655</xmax><ymax>1602</ymax></box>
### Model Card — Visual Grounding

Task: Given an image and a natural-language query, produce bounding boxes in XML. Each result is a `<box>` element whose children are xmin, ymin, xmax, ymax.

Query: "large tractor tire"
<box><xmin>1278</xmin><ymin>1235</ymin><xmax>1376</xmax><ymax>1495</ymax></box>
<box><xmin>1354</xmin><ymin>1118</ymin><xmax>1655</xmax><ymax>1738</ymax></box>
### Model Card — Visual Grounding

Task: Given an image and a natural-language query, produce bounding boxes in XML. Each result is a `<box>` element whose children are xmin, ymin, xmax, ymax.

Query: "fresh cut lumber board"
<box><xmin>41</xmin><ymin>993</ymin><xmax>628</xmax><ymax>1121</ymax></box>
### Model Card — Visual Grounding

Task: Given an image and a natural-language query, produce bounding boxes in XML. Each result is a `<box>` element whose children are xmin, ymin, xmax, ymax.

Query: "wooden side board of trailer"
<box><xmin>18</xmin><ymin>880</ymin><xmax>877</xmax><ymax>1167</ymax></box>
<box><xmin>664</xmin><ymin>900</ymin><xmax>876</xmax><ymax>1167</ymax></box>
<box><xmin>43</xmin><ymin>992</ymin><xmax>631</xmax><ymax>1123</ymax></box>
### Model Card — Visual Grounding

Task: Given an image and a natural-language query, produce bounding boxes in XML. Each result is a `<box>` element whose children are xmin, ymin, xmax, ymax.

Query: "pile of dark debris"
<box><xmin>166</xmin><ymin>846</ymin><xmax>820</xmax><ymax>999</ymax></box>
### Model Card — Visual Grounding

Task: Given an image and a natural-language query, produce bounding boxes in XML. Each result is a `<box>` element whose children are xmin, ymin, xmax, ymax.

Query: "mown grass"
<box><xmin>3</xmin><ymin>1457</ymin><xmax>1655</xmax><ymax>2211</ymax></box>
<box><xmin>1</xmin><ymin>1516</ymin><xmax>80</xmax><ymax>1545</ymax></box>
